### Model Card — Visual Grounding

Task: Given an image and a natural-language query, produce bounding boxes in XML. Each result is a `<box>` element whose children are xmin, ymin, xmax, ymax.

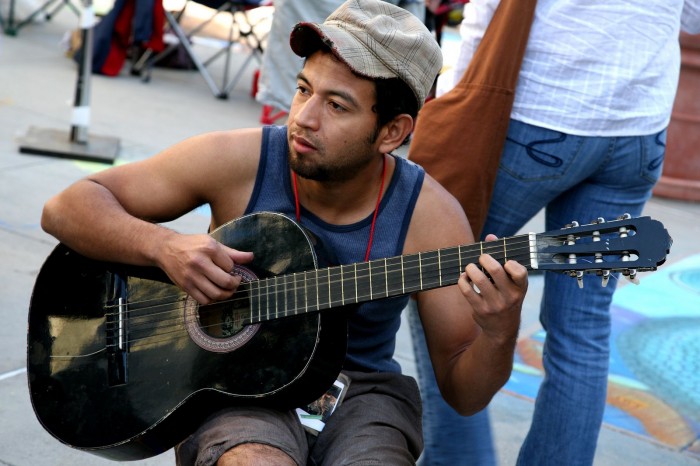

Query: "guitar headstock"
<box><xmin>532</xmin><ymin>214</ymin><xmax>672</xmax><ymax>287</ymax></box>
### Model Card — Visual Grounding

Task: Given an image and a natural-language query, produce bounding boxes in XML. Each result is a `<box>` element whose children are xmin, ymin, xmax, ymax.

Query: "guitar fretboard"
<box><xmin>244</xmin><ymin>234</ymin><xmax>534</xmax><ymax>323</ymax></box>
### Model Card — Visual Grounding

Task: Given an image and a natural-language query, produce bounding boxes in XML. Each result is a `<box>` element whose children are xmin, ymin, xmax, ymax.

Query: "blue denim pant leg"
<box><xmin>483</xmin><ymin>120</ymin><xmax>666</xmax><ymax>466</ymax></box>
<box><xmin>409</xmin><ymin>119</ymin><xmax>665</xmax><ymax>466</ymax></box>
<box><xmin>408</xmin><ymin>300</ymin><xmax>497</xmax><ymax>466</ymax></box>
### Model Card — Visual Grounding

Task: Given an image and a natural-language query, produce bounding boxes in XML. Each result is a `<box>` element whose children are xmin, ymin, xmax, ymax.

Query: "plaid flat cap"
<box><xmin>289</xmin><ymin>0</ymin><xmax>442</xmax><ymax>109</ymax></box>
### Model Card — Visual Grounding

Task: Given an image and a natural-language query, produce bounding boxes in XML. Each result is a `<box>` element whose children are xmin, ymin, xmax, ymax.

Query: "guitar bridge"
<box><xmin>106</xmin><ymin>274</ymin><xmax>128</xmax><ymax>386</ymax></box>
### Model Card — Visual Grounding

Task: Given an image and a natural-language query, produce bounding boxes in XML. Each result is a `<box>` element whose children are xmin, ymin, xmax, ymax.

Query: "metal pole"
<box><xmin>70</xmin><ymin>0</ymin><xmax>95</xmax><ymax>144</ymax></box>
<box><xmin>18</xmin><ymin>0</ymin><xmax>120</xmax><ymax>164</ymax></box>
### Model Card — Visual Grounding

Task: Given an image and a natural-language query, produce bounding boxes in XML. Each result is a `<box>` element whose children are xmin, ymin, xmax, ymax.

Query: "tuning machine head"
<box><xmin>569</xmin><ymin>270</ymin><xmax>585</xmax><ymax>288</ymax></box>
<box><xmin>623</xmin><ymin>268</ymin><xmax>640</xmax><ymax>285</ymax></box>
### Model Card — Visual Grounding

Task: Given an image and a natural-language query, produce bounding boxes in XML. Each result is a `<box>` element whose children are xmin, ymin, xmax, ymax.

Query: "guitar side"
<box><xmin>26</xmin><ymin>212</ymin><xmax>349</xmax><ymax>460</ymax></box>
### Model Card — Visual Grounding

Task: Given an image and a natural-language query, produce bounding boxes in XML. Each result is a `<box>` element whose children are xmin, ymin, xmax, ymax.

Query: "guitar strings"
<box><xmin>111</xmin><ymin>238</ymin><xmax>534</xmax><ymax>318</ymax></box>
<box><xmin>108</xmin><ymin>242</ymin><xmax>540</xmax><ymax>343</ymax></box>
<box><xmin>106</xmin><ymin>241</ymin><xmax>537</xmax><ymax>347</ymax></box>
<box><xmin>106</xmin><ymin>241</ymin><xmax>563</xmax><ymax>342</ymax></box>
<box><xmin>105</xmin><ymin>236</ymin><xmax>620</xmax><ymax>349</ymax></box>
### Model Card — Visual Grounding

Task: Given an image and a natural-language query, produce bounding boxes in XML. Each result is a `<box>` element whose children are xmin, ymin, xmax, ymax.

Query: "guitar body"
<box><xmin>27</xmin><ymin>212</ymin><xmax>349</xmax><ymax>460</ymax></box>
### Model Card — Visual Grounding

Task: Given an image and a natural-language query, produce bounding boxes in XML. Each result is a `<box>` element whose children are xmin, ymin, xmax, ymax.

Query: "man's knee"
<box><xmin>216</xmin><ymin>442</ymin><xmax>296</xmax><ymax>466</ymax></box>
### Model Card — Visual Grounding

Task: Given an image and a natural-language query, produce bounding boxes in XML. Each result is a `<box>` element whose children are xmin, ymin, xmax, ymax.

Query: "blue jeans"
<box><xmin>408</xmin><ymin>300</ymin><xmax>496</xmax><ymax>466</ymax></box>
<box><xmin>409</xmin><ymin>119</ymin><xmax>666</xmax><ymax>466</ymax></box>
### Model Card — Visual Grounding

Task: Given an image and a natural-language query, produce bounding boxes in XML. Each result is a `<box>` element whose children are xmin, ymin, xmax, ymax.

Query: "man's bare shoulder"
<box><xmin>404</xmin><ymin>173</ymin><xmax>475</xmax><ymax>254</ymax></box>
<box><xmin>158</xmin><ymin>127</ymin><xmax>264</xmax><ymax>163</ymax></box>
<box><xmin>140</xmin><ymin>127</ymin><xmax>265</xmax><ymax>191</ymax></box>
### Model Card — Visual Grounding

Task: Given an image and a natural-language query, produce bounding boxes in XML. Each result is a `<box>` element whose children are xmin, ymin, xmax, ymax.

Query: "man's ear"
<box><xmin>377</xmin><ymin>114</ymin><xmax>414</xmax><ymax>153</ymax></box>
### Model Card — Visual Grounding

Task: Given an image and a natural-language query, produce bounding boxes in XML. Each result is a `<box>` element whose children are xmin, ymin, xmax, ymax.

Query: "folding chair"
<box><xmin>135</xmin><ymin>0</ymin><xmax>271</xmax><ymax>99</ymax></box>
<box><xmin>2</xmin><ymin>0</ymin><xmax>80</xmax><ymax>36</ymax></box>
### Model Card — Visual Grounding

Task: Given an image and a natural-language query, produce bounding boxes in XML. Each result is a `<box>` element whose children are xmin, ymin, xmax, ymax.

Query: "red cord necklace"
<box><xmin>292</xmin><ymin>155</ymin><xmax>387</xmax><ymax>262</ymax></box>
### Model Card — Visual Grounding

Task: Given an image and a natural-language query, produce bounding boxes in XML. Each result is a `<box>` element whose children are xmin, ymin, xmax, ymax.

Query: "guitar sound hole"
<box><xmin>198</xmin><ymin>301</ymin><xmax>247</xmax><ymax>337</ymax></box>
<box><xmin>184</xmin><ymin>265</ymin><xmax>260</xmax><ymax>353</ymax></box>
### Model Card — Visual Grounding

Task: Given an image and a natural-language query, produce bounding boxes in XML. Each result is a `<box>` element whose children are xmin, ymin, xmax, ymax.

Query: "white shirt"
<box><xmin>444</xmin><ymin>0</ymin><xmax>700</xmax><ymax>136</ymax></box>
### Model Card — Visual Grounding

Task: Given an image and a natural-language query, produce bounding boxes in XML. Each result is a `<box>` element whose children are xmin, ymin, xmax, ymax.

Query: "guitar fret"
<box><xmin>385</xmin><ymin>256</ymin><xmax>403</xmax><ymax>297</ymax></box>
<box><xmin>250</xmin><ymin>280</ymin><xmax>262</xmax><ymax>322</ymax></box>
<box><xmin>249</xmin><ymin>280</ymin><xmax>256</xmax><ymax>324</ymax></box>
<box><xmin>315</xmin><ymin>269</ymin><xmax>320</xmax><ymax>311</ymax></box>
<box><xmin>419</xmin><ymin>252</ymin><xmax>423</xmax><ymax>290</ymax></box>
<box><xmin>328</xmin><ymin>266</ymin><xmax>343</xmax><ymax>307</ymax></box>
<box><xmin>265</xmin><ymin>277</ymin><xmax>270</xmax><ymax>321</ymax></box>
<box><xmin>304</xmin><ymin>270</ymin><xmax>309</xmax><ymax>312</ymax></box>
<box><xmin>262</xmin><ymin>278</ymin><xmax>269</xmax><ymax>323</ymax></box>
<box><xmin>293</xmin><ymin>272</ymin><xmax>298</xmax><ymax>316</ymax></box>
<box><xmin>355</xmin><ymin>262</ymin><xmax>369</xmax><ymax>302</ymax></box>
<box><xmin>278</xmin><ymin>276</ymin><xmax>283</xmax><ymax>319</ymax></box>
<box><xmin>285</xmin><ymin>273</ymin><xmax>294</xmax><ymax>317</ymax></box>
<box><xmin>443</xmin><ymin>247</ymin><xmax>461</xmax><ymax>284</ymax></box>
<box><xmin>259</xmin><ymin>278</ymin><xmax>265</xmax><ymax>322</ymax></box>
<box><xmin>406</xmin><ymin>253</ymin><xmax>423</xmax><ymax>294</ymax></box>
<box><xmin>438</xmin><ymin>249</ymin><xmax>442</xmax><ymax>287</ymax></box>
<box><xmin>369</xmin><ymin>259</ymin><xmax>388</xmax><ymax>299</ymax></box>
<box><xmin>275</xmin><ymin>276</ymin><xmax>279</xmax><ymax>319</ymax></box>
<box><xmin>253</xmin><ymin>279</ymin><xmax>259</xmax><ymax>323</ymax></box>
<box><xmin>384</xmin><ymin>257</ymin><xmax>389</xmax><ymax>296</ymax></box>
<box><xmin>401</xmin><ymin>256</ymin><xmax>405</xmax><ymax>294</ymax></box>
<box><xmin>282</xmin><ymin>275</ymin><xmax>287</xmax><ymax>318</ymax></box>
<box><xmin>317</xmin><ymin>268</ymin><xmax>329</xmax><ymax>310</ymax></box>
<box><xmin>258</xmin><ymin>279</ymin><xmax>269</xmax><ymax>322</ymax></box>
<box><xmin>271</xmin><ymin>277</ymin><xmax>275</xmax><ymax>319</ymax></box>
<box><xmin>368</xmin><ymin>261</ymin><xmax>373</xmax><ymax>300</ymax></box>
<box><xmin>340</xmin><ymin>265</ymin><xmax>345</xmax><ymax>305</ymax></box>
<box><xmin>354</xmin><ymin>263</ymin><xmax>358</xmax><ymax>303</ymax></box>
<box><xmin>420</xmin><ymin>251</ymin><xmax>441</xmax><ymax>290</ymax></box>
<box><xmin>263</xmin><ymin>277</ymin><xmax>277</xmax><ymax>320</ymax></box>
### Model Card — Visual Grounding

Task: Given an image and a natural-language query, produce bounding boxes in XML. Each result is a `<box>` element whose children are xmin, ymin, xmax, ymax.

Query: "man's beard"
<box><xmin>288</xmin><ymin>132</ymin><xmax>377</xmax><ymax>183</ymax></box>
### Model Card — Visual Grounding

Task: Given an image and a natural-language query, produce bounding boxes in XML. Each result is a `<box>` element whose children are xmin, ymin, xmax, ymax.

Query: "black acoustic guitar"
<box><xmin>26</xmin><ymin>212</ymin><xmax>671</xmax><ymax>460</ymax></box>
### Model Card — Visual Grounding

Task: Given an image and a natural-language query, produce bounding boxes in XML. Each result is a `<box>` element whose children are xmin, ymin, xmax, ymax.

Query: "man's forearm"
<box><xmin>443</xmin><ymin>332</ymin><xmax>518</xmax><ymax>416</ymax></box>
<box><xmin>41</xmin><ymin>179</ymin><xmax>175</xmax><ymax>267</ymax></box>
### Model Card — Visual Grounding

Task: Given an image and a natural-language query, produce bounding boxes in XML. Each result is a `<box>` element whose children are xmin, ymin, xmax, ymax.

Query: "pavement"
<box><xmin>1</xmin><ymin>5</ymin><xmax>700</xmax><ymax>466</ymax></box>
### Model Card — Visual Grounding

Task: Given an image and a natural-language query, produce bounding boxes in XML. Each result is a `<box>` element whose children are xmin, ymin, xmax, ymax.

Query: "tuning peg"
<box><xmin>594</xmin><ymin>217</ymin><xmax>606</xmax><ymax>224</ymax></box>
<box><xmin>565</xmin><ymin>220</ymin><xmax>580</xmax><ymax>229</ymax></box>
<box><xmin>624</xmin><ymin>269</ymin><xmax>640</xmax><ymax>285</ymax></box>
<box><xmin>616</xmin><ymin>213</ymin><xmax>632</xmax><ymax>220</ymax></box>
<box><xmin>566</xmin><ymin>233</ymin><xmax>577</xmax><ymax>264</ymax></box>
<box><xmin>601</xmin><ymin>270</ymin><xmax>610</xmax><ymax>287</ymax></box>
<box><xmin>570</xmin><ymin>270</ymin><xmax>584</xmax><ymax>288</ymax></box>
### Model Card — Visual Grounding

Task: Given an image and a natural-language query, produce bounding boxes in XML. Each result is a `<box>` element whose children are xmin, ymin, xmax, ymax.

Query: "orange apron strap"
<box><xmin>409</xmin><ymin>0</ymin><xmax>538</xmax><ymax>238</ymax></box>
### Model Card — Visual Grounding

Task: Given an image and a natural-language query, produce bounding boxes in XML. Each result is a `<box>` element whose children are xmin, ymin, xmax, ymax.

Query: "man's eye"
<box><xmin>329</xmin><ymin>102</ymin><xmax>346</xmax><ymax>112</ymax></box>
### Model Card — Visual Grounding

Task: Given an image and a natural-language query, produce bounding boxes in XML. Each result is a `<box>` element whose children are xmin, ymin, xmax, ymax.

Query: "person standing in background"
<box><xmin>409</xmin><ymin>1</ymin><xmax>700</xmax><ymax>465</ymax></box>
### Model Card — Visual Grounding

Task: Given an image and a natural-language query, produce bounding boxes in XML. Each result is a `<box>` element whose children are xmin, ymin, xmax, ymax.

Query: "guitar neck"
<box><xmin>244</xmin><ymin>234</ymin><xmax>534</xmax><ymax>323</ymax></box>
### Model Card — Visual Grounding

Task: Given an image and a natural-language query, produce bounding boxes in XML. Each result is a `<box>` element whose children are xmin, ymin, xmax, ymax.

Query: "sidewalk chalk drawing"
<box><xmin>506</xmin><ymin>254</ymin><xmax>700</xmax><ymax>454</ymax></box>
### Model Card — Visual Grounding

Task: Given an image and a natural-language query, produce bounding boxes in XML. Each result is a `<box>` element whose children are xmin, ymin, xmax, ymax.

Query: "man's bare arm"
<box><xmin>41</xmin><ymin>129</ymin><xmax>262</xmax><ymax>303</ymax></box>
<box><xmin>406</xmin><ymin>175</ymin><xmax>528</xmax><ymax>415</ymax></box>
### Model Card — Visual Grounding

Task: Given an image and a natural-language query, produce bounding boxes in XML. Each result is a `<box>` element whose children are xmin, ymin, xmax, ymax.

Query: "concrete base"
<box><xmin>18</xmin><ymin>126</ymin><xmax>120</xmax><ymax>164</ymax></box>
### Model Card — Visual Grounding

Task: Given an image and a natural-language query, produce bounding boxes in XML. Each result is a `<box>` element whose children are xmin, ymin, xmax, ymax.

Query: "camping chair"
<box><xmin>135</xmin><ymin>0</ymin><xmax>271</xmax><ymax>99</ymax></box>
<box><xmin>1</xmin><ymin>0</ymin><xmax>80</xmax><ymax>36</ymax></box>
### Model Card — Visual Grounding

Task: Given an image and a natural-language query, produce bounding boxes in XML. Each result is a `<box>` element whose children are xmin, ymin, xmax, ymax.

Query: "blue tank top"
<box><xmin>245</xmin><ymin>125</ymin><xmax>425</xmax><ymax>373</ymax></box>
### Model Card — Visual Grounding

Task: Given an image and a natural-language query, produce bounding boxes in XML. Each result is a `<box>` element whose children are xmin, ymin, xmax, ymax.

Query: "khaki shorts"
<box><xmin>176</xmin><ymin>370</ymin><xmax>423</xmax><ymax>465</ymax></box>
